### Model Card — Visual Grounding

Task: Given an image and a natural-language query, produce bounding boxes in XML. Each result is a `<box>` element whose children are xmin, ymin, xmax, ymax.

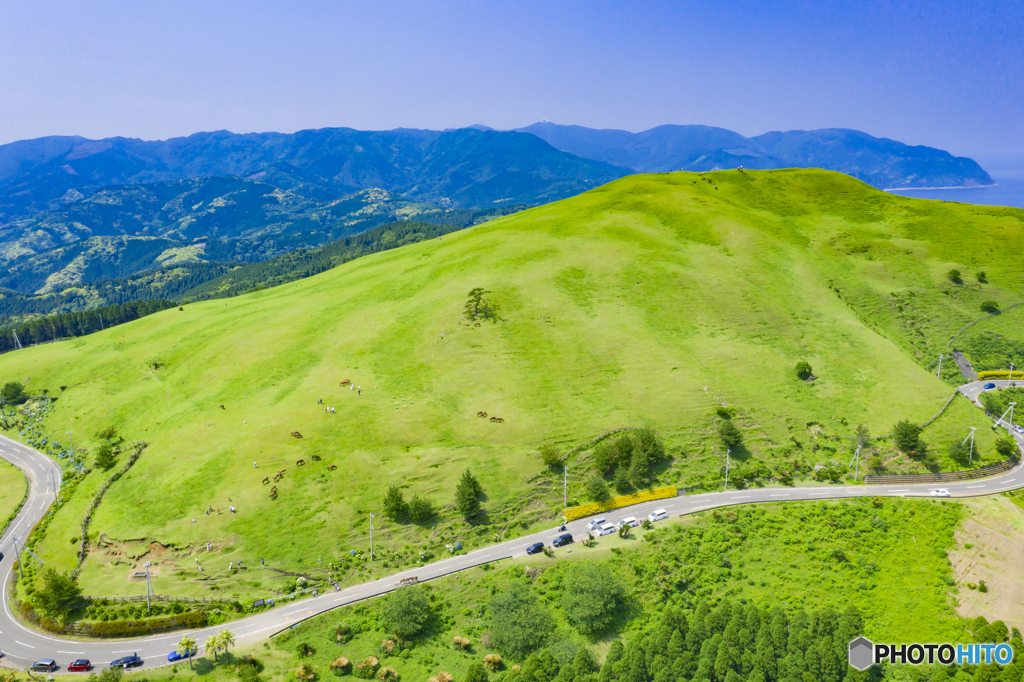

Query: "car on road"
<box><xmin>930</xmin><ymin>489</ymin><xmax>951</xmax><ymax>498</ymax></box>
<box><xmin>168</xmin><ymin>649</ymin><xmax>194</xmax><ymax>662</ymax></box>
<box><xmin>525</xmin><ymin>542</ymin><xmax>545</xmax><ymax>555</ymax></box>
<box><xmin>31</xmin><ymin>660</ymin><xmax>58</xmax><ymax>672</ymax></box>
<box><xmin>68</xmin><ymin>659</ymin><xmax>92</xmax><ymax>672</ymax></box>
<box><xmin>593</xmin><ymin>522</ymin><xmax>616</xmax><ymax>537</ymax></box>
<box><xmin>618</xmin><ymin>516</ymin><xmax>638</xmax><ymax>529</ymax></box>
<box><xmin>552</xmin><ymin>533</ymin><xmax>573</xmax><ymax>547</ymax></box>
<box><xmin>983</xmin><ymin>383</ymin><xmax>997</xmax><ymax>389</ymax></box>
<box><xmin>1014</xmin><ymin>425</ymin><xmax>1024</xmax><ymax>434</ymax></box>
<box><xmin>111</xmin><ymin>654</ymin><xmax>143</xmax><ymax>669</ymax></box>
<box><xmin>648</xmin><ymin>509</ymin><xmax>668</xmax><ymax>523</ymax></box>
<box><xmin>586</xmin><ymin>517</ymin><xmax>607</xmax><ymax>531</ymax></box>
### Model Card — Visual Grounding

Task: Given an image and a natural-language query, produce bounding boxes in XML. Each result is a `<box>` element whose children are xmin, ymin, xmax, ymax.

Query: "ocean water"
<box><xmin>888</xmin><ymin>175</ymin><xmax>1024</xmax><ymax>210</ymax></box>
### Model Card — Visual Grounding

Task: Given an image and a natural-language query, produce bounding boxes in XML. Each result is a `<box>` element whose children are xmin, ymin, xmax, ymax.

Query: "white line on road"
<box><xmin>769</xmin><ymin>494</ymin><xmax>790</xmax><ymax>497</ymax></box>
<box><xmin>965</xmin><ymin>484</ymin><xmax>986</xmax><ymax>489</ymax></box>
<box><xmin>58</xmin><ymin>651</ymin><xmax>85</xmax><ymax>654</ymax></box>
<box><xmin>112</xmin><ymin>649</ymin><xmax>139</xmax><ymax>653</ymax></box>
<box><xmin>887</xmin><ymin>490</ymin><xmax>909</xmax><ymax>493</ymax></box>
<box><xmin>730</xmin><ymin>496</ymin><xmax>751</xmax><ymax>499</ymax></box>
<box><xmin>810</xmin><ymin>492</ymin><xmax>829</xmax><ymax>496</ymax></box>
<box><xmin>15</xmin><ymin>641</ymin><xmax>35</xmax><ymax>648</ymax></box>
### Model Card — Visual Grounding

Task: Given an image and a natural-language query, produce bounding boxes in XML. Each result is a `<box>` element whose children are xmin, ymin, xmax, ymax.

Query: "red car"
<box><xmin>68</xmin><ymin>659</ymin><xmax>91</xmax><ymax>672</ymax></box>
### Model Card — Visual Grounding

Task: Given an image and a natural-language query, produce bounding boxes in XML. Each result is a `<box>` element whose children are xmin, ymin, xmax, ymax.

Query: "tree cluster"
<box><xmin>592</xmin><ymin>429</ymin><xmax>665</xmax><ymax>487</ymax></box>
<box><xmin>506</xmin><ymin>599</ymin><xmax>870</xmax><ymax>682</ymax></box>
<box><xmin>382</xmin><ymin>484</ymin><xmax>436</xmax><ymax>523</ymax></box>
<box><xmin>36</xmin><ymin>568</ymin><xmax>82</xmax><ymax>619</ymax></box>
<box><xmin>380</xmin><ymin>586</ymin><xmax>431</xmax><ymax>639</ymax></box>
<box><xmin>0</xmin><ymin>299</ymin><xmax>177</xmax><ymax>353</ymax></box>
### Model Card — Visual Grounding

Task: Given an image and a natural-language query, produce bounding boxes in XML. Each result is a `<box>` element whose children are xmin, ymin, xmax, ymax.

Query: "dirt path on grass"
<box><xmin>950</xmin><ymin>496</ymin><xmax>1024</xmax><ymax>632</ymax></box>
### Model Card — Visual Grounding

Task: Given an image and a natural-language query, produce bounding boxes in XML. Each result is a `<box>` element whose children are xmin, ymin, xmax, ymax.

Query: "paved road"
<box><xmin>1</xmin><ymin>383</ymin><xmax>1023</xmax><ymax>674</ymax></box>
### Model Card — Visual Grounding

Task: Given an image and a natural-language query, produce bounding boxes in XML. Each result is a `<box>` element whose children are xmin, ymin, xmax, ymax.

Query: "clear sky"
<box><xmin>1</xmin><ymin>0</ymin><xmax>1022</xmax><ymax>162</ymax></box>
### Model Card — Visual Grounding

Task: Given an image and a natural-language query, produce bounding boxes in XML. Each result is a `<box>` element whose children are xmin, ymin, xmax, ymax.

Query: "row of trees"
<box><xmin>382</xmin><ymin>470</ymin><xmax>485</xmax><ymax>523</ymax></box>
<box><xmin>584</xmin><ymin>429</ymin><xmax>666</xmax><ymax>498</ymax></box>
<box><xmin>0</xmin><ymin>299</ymin><xmax>177</xmax><ymax>353</ymax></box>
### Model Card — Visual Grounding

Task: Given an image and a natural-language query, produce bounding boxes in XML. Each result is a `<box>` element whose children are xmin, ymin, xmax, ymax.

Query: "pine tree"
<box><xmin>94</xmin><ymin>442</ymin><xmax>116</xmax><ymax>470</ymax></box>
<box><xmin>455</xmin><ymin>469</ymin><xmax>482</xmax><ymax>518</ymax></box>
<box><xmin>382</xmin><ymin>484</ymin><xmax>407</xmax><ymax>520</ymax></box>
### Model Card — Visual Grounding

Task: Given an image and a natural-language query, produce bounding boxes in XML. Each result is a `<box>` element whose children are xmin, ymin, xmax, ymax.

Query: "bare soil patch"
<box><xmin>950</xmin><ymin>496</ymin><xmax>1024</xmax><ymax>632</ymax></box>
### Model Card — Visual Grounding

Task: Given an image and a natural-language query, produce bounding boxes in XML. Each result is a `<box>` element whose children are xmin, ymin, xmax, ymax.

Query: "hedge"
<box><xmin>564</xmin><ymin>486</ymin><xmax>677</xmax><ymax>521</ymax></box>
<box><xmin>85</xmin><ymin>610</ymin><xmax>208</xmax><ymax>637</ymax></box>
<box><xmin>977</xmin><ymin>371</ymin><xmax>1024</xmax><ymax>380</ymax></box>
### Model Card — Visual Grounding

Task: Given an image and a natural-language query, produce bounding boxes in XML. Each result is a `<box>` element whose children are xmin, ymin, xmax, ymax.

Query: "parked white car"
<box><xmin>586</xmin><ymin>517</ymin><xmax>608</xmax><ymax>531</ymax></box>
<box><xmin>930</xmin><ymin>489</ymin><xmax>951</xmax><ymax>498</ymax></box>
<box><xmin>648</xmin><ymin>509</ymin><xmax>668</xmax><ymax>522</ymax></box>
<box><xmin>593</xmin><ymin>523</ymin><xmax>617</xmax><ymax>537</ymax></box>
<box><xmin>618</xmin><ymin>516</ymin><xmax>638</xmax><ymax>529</ymax></box>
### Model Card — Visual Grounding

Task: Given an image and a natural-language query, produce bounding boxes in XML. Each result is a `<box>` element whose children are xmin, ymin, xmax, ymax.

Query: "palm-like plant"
<box><xmin>177</xmin><ymin>635</ymin><xmax>198</xmax><ymax>671</ymax></box>
<box><xmin>218</xmin><ymin>628</ymin><xmax>236</xmax><ymax>661</ymax></box>
<box><xmin>205</xmin><ymin>632</ymin><xmax>223</xmax><ymax>661</ymax></box>
<box><xmin>296</xmin><ymin>662</ymin><xmax>316</xmax><ymax>680</ymax></box>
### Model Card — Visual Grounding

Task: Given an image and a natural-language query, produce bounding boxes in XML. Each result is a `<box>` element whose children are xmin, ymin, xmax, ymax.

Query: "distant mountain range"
<box><xmin>0</xmin><ymin>122</ymin><xmax>993</xmax><ymax>321</ymax></box>
<box><xmin>513</xmin><ymin>123</ymin><xmax>993</xmax><ymax>189</ymax></box>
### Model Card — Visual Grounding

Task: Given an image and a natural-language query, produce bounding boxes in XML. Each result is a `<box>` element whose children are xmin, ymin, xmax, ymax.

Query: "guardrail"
<box><xmin>864</xmin><ymin>455</ymin><xmax>1019</xmax><ymax>485</ymax></box>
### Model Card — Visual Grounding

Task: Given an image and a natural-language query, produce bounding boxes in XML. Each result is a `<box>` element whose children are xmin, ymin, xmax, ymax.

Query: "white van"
<box><xmin>648</xmin><ymin>509</ymin><xmax>668</xmax><ymax>522</ymax></box>
<box><xmin>594</xmin><ymin>523</ymin><xmax>616</xmax><ymax>537</ymax></box>
<box><xmin>618</xmin><ymin>517</ymin><xmax>638</xmax><ymax>529</ymax></box>
<box><xmin>586</xmin><ymin>517</ymin><xmax>608</xmax><ymax>531</ymax></box>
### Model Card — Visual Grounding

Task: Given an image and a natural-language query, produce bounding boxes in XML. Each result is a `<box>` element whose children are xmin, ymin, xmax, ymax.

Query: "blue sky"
<box><xmin>1</xmin><ymin>0</ymin><xmax>1021</xmax><ymax>161</ymax></box>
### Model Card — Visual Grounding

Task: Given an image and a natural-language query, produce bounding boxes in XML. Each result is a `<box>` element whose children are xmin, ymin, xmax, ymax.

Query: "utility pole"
<box><xmin>12</xmin><ymin>330</ymin><xmax>22</xmax><ymax>350</ymax></box>
<box><xmin>99</xmin><ymin>313</ymin><xmax>104</xmax><ymax>331</ymax></box>
<box><xmin>724</xmin><ymin>449</ymin><xmax>731</xmax><ymax>491</ymax></box>
<box><xmin>11</xmin><ymin>535</ymin><xmax>44</xmax><ymax>583</ymax></box>
<box><xmin>66</xmin><ymin>431</ymin><xmax>75</xmax><ymax>466</ymax></box>
<box><xmin>563</xmin><ymin>465</ymin><xmax>568</xmax><ymax>508</ymax></box>
<box><xmin>937</xmin><ymin>354</ymin><xmax>944</xmax><ymax>379</ymax></box>
<box><xmin>849</xmin><ymin>445</ymin><xmax>861</xmax><ymax>482</ymax></box>
<box><xmin>145</xmin><ymin>561</ymin><xmax>152</xmax><ymax>615</ymax></box>
<box><xmin>962</xmin><ymin>427</ymin><xmax>977</xmax><ymax>465</ymax></box>
<box><xmin>369</xmin><ymin>513</ymin><xmax>375</xmax><ymax>562</ymax></box>
<box><xmin>1011</xmin><ymin>362</ymin><xmax>1016</xmax><ymax>385</ymax></box>
<box><xmin>1009</xmin><ymin>403</ymin><xmax>1017</xmax><ymax>432</ymax></box>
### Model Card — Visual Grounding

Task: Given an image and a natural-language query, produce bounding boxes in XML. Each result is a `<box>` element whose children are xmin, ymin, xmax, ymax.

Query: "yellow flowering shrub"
<box><xmin>977</xmin><ymin>371</ymin><xmax>1024</xmax><ymax>380</ymax></box>
<box><xmin>564</xmin><ymin>486</ymin><xmax>677</xmax><ymax>521</ymax></box>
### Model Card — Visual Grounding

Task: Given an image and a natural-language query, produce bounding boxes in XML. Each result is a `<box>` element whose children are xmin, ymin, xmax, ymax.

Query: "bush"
<box><xmin>464</xmin><ymin>663</ymin><xmax>489</xmax><ymax>682</ymax></box>
<box><xmin>539</xmin><ymin>444</ymin><xmax>561</xmax><ymax>468</ymax></box>
<box><xmin>484</xmin><ymin>654</ymin><xmax>502</xmax><ymax>671</ymax></box>
<box><xmin>995</xmin><ymin>436</ymin><xmax>1018</xmax><ymax>460</ymax></box>
<box><xmin>376</xmin><ymin>667</ymin><xmax>398</xmax><ymax>682</ymax></box>
<box><xmin>330</xmin><ymin>657</ymin><xmax>352</xmax><ymax>676</ymax></box>
<box><xmin>297</xmin><ymin>642</ymin><xmax>316</xmax><ymax>658</ymax></box>
<box><xmin>795</xmin><ymin>361</ymin><xmax>813</xmax><ymax>380</ymax></box>
<box><xmin>407</xmin><ymin>495</ymin><xmax>435</xmax><ymax>523</ymax></box>
<box><xmin>718</xmin><ymin>420</ymin><xmax>743</xmax><ymax>448</ymax></box>
<box><xmin>380</xmin><ymin>586</ymin><xmax>431</xmax><ymax>638</ymax></box>
<box><xmin>85</xmin><ymin>610</ymin><xmax>207</xmax><ymax>637</ymax></box>
<box><xmin>487</xmin><ymin>582</ymin><xmax>553</xmax><ymax>658</ymax></box>
<box><xmin>354</xmin><ymin>657</ymin><xmax>379</xmax><ymax>679</ymax></box>
<box><xmin>947</xmin><ymin>269</ymin><xmax>963</xmax><ymax>284</ymax></box>
<box><xmin>296</xmin><ymin>663</ymin><xmax>316</xmax><ymax>681</ymax></box>
<box><xmin>560</xmin><ymin>562</ymin><xmax>627</xmax><ymax>634</ymax></box>
<box><xmin>428</xmin><ymin>673</ymin><xmax>453</xmax><ymax>682</ymax></box>
<box><xmin>977</xmin><ymin>270</ymin><xmax>988</xmax><ymax>283</ymax></box>
<box><xmin>584</xmin><ymin>473</ymin><xmax>608</xmax><ymax>501</ymax></box>
<box><xmin>452</xmin><ymin>635</ymin><xmax>471</xmax><ymax>651</ymax></box>
<box><xmin>334</xmin><ymin>623</ymin><xmax>352</xmax><ymax>643</ymax></box>
<box><xmin>564</xmin><ymin>486</ymin><xmax>677</xmax><ymax>521</ymax></box>
<box><xmin>981</xmin><ymin>300</ymin><xmax>1000</xmax><ymax>314</ymax></box>
<box><xmin>1</xmin><ymin>381</ymin><xmax>26</xmax><ymax>405</ymax></box>
<box><xmin>94</xmin><ymin>442</ymin><xmax>116</xmax><ymax>470</ymax></box>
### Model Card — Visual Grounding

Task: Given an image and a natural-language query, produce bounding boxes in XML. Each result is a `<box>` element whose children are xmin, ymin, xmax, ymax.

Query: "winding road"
<box><xmin>1</xmin><ymin>380</ymin><xmax>1022</xmax><ymax>673</ymax></box>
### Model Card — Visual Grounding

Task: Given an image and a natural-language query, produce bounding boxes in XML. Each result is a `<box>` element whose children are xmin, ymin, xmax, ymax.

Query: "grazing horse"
<box><xmin>311</xmin><ymin>454</ymin><xmax>322</xmax><ymax>461</ymax></box>
<box><xmin>327</xmin><ymin>464</ymin><xmax>337</xmax><ymax>471</ymax></box>
<box><xmin>262</xmin><ymin>477</ymin><xmax>270</xmax><ymax>485</ymax></box>
<box><xmin>291</xmin><ymin>431</ymin><xmax>303</xmax><ymax>438</ymax></box>
<box><xmin>296</xmin><ymin>459</ymin><xmax>305</xmax><ymax>466</ymax></box>
<box><xmin>340</xmin><ymin>379</ymin><xmax>351</xmax><ymax>385</ymax></box>
<box><xmin>477</xmin><ymin>411</ymin><xmax>487</xmax><ymax>418</ymax></box>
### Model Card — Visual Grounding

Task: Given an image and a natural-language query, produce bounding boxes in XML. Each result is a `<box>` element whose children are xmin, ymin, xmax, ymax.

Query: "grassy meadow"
<box><xmin>0</xmin><ymin>169</ymin><xmax>1022</xmax><ymax>607</ymax></box>
<box><xmin>0</xmin><ymin>455</ymin><xmax>27</xmax><ymax>529</ymax></box>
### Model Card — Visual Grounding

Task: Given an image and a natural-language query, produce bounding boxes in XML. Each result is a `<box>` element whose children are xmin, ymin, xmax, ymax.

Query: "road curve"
<box><xmin>1</xmin><ymin>382</ymin><xmax>1023</xmax><ymax>674</ymax></box>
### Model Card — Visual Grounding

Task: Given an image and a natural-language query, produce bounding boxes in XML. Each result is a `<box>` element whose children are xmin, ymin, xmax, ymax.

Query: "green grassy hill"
<box><xmin>2</xmin><ymin>169</ymin><xmax>1023</xmax><ymax>606</ymax></box>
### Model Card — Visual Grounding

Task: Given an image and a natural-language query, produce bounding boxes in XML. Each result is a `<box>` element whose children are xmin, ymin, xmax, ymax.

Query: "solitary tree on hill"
<box><xmin>1</xmin><ymin>381</ymin><xmax>25</xmax><ymax>405</ymax></box>
<box><xmin>37</xmin><ymin>568</ymin><xmax>82</xmax><ymax>618</ymax></box>
<box><xmin>464</xmin><ymin>288</ymin><xmax>497</xmax><ymax>322</ymax></box>
<box><xmin>718</xmin><ymin>420</ymin><xmax>743</xmax><ymax>449</ymax></box>
<box><xmin>96</xmin><ymin>425</ymin><xmax>118</xmax><ymax>444</ymax></box>
<box><xmin>794</xmin><ymin>361</ymin><xmax>813</xmax><ymax>380</ymax></box>
<box><xmin>976</xmin><ymin>270</ymin><xmax>988</xmax><ymax>283</ymax></box>
<box><xmin>892</xmin><ymin>420</ymin><xmax>922</xmax><ymax>453</ymax></box>
<box><xmin>94</xmin><ymin>442</ymin><xmax>116</xmax><ymax>470</ymax></box>
<box><xmin>947</xmin><ymin>269</ymin><xmax>963</xmax><ymax>284</ymax></box>
<box><xmin>981</xmin><ymin>300</ymin><xmax>1000</xmax><ymax>314</ymax></box>
<box><xmin>456</xmin><ymin>469</ymin><xmax>483</xmax><ymax>518</ymax></box>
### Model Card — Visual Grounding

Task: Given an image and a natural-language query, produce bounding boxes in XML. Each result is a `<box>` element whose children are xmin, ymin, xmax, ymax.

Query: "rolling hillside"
<box><xmin>2</xmin><ymin>169</ymin><xmax>1022</xmax><ymax>605</ymax></box>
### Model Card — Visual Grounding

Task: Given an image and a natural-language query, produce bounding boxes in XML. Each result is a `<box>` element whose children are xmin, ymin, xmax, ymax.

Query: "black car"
<box><xmin>552</xmin><ymin>533</ymin><xmax>573</xmax><ymax>547</ymax></box>
<box><xmin>111</xmin><ymin>654</ymin><xmax>143</xmax><ymax>669</ymax></box>
<box><xmin>525</xmin><ymin>542</ymin><xmax>544</xmax><ymax>555</ymax></box>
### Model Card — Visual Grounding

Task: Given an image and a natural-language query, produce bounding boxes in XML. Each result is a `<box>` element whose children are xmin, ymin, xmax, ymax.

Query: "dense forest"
<box><xmin>0</xmin><ymin>299</ymin><xmax>177</xmax><ymax>354</ymax></box>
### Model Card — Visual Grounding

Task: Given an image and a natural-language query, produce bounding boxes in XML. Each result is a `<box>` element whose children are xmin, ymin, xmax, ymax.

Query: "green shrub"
<box><xmin>947</xmin><ymin>269</ymin><xmax>963</xmax><ymax>284</ymax></box>
<box><xmin>795</xmin><ymin>361</ymin><xmax>813</xmax><ymax>380</ymax></box>
<box><xmin>981</xmin><ymin>300</ymin><xmax>1000</xmax><ymax>314</ymax></box>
